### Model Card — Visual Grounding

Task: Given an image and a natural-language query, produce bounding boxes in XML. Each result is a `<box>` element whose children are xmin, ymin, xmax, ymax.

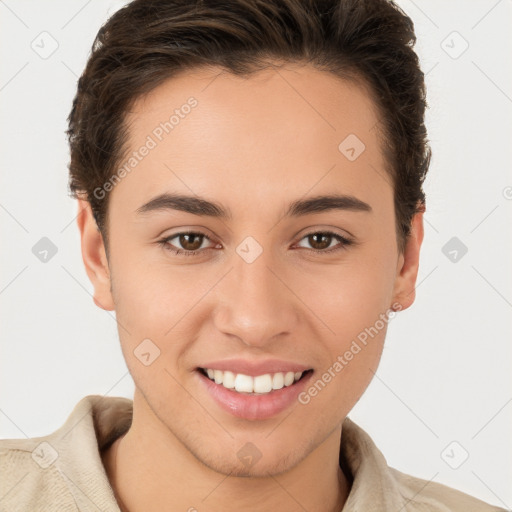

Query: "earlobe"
<box><xmin>391</xmin><ymin>210</ymin><xmax>425</xmax><ymax>311</ymax></box>
<box><xmin>76</xmin><ymin>199</ymin><xmax>115</xmax><ymax>311</ymax></box>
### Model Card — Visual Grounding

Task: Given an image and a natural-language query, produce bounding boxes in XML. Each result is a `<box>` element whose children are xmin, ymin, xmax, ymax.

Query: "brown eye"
<box><xmin>296</xmin><ymin>231</ymin><xmax>353</xmax><ymax>253</ymax></box>
<box><xmin>307</xmin><ymin>233</ymin><xmax>333</xmax><ymax>250</ymax></box>
<box><xmin>177</xmin><ymin>233</ymin><xmax>204</xmax><ymax>251</ymax></box>
<box><xmin>158</xmin><ymin>231</ymin><xmax>214</xmax><ymax>256</ymax></box>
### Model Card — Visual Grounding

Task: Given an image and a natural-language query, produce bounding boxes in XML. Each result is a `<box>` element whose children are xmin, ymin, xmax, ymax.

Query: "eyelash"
<box><xmin>157</xmin><ymin>230</ymin><xmax>354</xmax><ymax>257</ymax></box>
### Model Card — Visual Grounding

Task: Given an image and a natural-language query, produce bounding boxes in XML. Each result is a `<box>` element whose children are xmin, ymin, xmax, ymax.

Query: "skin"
<box><xmin>77</xmin><ymin>62</ymin><xmax>424</xmax><ymax>512</ymax></box>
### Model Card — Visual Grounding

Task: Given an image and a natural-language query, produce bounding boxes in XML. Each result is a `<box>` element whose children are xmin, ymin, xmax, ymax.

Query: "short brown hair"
<box><xmin>67</xmin><ymin>0</ymin><xmax>431</xmax><ymax>255</ymax></box>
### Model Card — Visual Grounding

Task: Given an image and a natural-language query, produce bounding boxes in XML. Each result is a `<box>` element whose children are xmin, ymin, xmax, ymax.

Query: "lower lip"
<box><xmin>196</xmin><ymin>370</ymin><xmax>313</xmax><ymax>421</ymax></box>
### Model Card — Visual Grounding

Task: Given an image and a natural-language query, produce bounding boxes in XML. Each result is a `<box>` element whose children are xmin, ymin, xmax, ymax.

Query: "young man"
<box><xmin>0</xmin><ymin>0</ymin><xmax>505</xmax><ymax>510</ymax></box>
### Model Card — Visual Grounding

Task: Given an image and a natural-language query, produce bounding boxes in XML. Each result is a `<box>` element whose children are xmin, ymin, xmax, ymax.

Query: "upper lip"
<box><xmin>197</xmin><ymin>359</ymin><xmax>312</xmax><ymax>376</ymax></box>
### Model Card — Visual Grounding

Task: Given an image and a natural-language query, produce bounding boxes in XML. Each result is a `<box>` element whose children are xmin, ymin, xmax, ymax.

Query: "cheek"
<box><xmin>299</xmin><ymin>267</ymin><xmax>392</xmax><ymax>415</ymax></box>
<box><xmin>308</xmin><ymin>243</ymin><xmax>396</xmax><ymax>397</ymax></box>
<box><xmin>108</xmin><ymin>246</ymin><xmax>221</xmax><ymax>373</ymax></box>
<box><xmin>317</xmin><ymin>253</ymin><xmax>397</xmax><ymax>340</ymax></box>
<box><xmin>109</xmin><ymin>241</ymin><xmax>198</xmax><ymax>328</ymax></box>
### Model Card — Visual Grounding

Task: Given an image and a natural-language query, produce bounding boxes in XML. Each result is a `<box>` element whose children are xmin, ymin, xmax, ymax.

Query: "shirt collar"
<box><xmin>52</xmin><ymin>394</ymin><xmax>408</xmax><ymax>511</ymax></box>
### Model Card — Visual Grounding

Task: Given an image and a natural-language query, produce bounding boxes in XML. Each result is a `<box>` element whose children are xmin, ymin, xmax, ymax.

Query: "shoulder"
<box><xmin>388</xmin><ymin>465</ymin><xmax>508</xmax><ymax>512</ymax></box>
<box><xmin>0</xmin><ymin>395</ymin><xmax>132</xmax><ymax>511</ymax></box>
<box><xmin>0</xmin><ymin>438</ymin><xmax>77</xmax><ymax>511</ymax></box>
<box><xmin>0</xmin><ymin>431</ymin><xmax>80</xmax><ymax>511</ymax></box>
<box><xmin>340</xmin><ymin>417</ymin><xmax>507</xmax><ymax>512</ymax></box>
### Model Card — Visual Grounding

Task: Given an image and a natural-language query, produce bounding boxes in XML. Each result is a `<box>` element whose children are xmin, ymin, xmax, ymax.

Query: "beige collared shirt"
<box><xmin>0</xmin><ymin>395</ymin><xmax>506</xmax><ymax>511</ymax></box>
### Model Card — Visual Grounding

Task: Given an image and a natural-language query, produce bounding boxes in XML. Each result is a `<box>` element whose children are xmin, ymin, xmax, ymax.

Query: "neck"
<box><xmin>102</xmin><ymin>394</ymin><xmax>350</xmax><ymax>512</ymax></box>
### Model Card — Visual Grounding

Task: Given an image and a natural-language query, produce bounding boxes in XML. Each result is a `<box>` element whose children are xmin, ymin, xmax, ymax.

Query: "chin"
<box><xmin>190</xmin><ymin>441</ymin><xmax>306</xmax><ymax>478</ymax></box>
<box><xmin>203</xmin><ymin>457</ymin><xmax>297</xmax><ymax>479</ymax></box>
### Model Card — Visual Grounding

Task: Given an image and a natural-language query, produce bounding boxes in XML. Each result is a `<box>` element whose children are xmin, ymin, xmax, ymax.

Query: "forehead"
<box><xmin>111</xmin><ymin>63</ymin><xmax>390</xmax><ymax>216</ymax></box>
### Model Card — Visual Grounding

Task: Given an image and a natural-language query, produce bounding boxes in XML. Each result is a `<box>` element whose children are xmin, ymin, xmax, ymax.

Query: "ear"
<box><xmin>391</xmin><ymin>210</ymin><xmax>425</xmax><ymax>311</ymax></box>
<box><xmin>76</xmin><ymin>199</ymin><xmax>115</xmax><ymax>311</ymax></box>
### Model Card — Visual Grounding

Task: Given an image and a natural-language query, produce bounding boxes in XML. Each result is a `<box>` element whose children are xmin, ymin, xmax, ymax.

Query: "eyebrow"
<box><xmin>135</xmin><ymin>192</ymin><xmax>372</xmax><ymax>219</ymax></box>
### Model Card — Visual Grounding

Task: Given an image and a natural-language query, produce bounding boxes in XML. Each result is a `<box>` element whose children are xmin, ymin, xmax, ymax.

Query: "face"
<box><xmin>79</xmin><ymin>63</ymin><xmax>422</xmax><ymax>477</ymax></box>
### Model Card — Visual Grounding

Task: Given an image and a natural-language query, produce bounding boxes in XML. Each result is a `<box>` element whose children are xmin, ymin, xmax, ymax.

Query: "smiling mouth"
<box><xmin>197</xmin><ymin>367</ymin><xmax>313</xmax><ymax>395</ymax></box>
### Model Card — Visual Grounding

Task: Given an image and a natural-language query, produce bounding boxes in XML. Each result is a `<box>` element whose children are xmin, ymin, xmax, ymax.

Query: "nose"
<box><xmin>212</xmin><ymin>246</ymin><xmax>300</xmax><ymax>348</ymax></box>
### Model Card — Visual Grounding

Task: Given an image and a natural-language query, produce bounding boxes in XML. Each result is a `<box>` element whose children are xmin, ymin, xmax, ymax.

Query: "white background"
<box><xmin>1</xmin><ymin>0</ymin><xmax>511</xmax><ymax>509</ymax></box>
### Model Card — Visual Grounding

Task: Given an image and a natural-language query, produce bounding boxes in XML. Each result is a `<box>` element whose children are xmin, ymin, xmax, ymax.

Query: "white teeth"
<box><xmin>234</xmin><ymin>373</ymin><xmax>253</xmax><ymax>393</ymax></box>
<box><xmin>253</xmin><ymin>374</ymin><xmax>273</xmax><ymax>393</ymax></box>
<box><xmin>284</xmin><ymin>371</ymin><xmax>295</xmax><ymax>386</ymax></box>
<box><xmin>202</xmin><ymin>368</ymin><xmax>305</xmax><ymax>394</ymax></box>
<box><xmin>272</xmin><ymin>372</ymin><xmax>284</xmax><ymax>390</ymax></box>
<box><xmin>222</xmin><ymin>370</ymin><xmax>236</xmax><ymax>389</ymax></box>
